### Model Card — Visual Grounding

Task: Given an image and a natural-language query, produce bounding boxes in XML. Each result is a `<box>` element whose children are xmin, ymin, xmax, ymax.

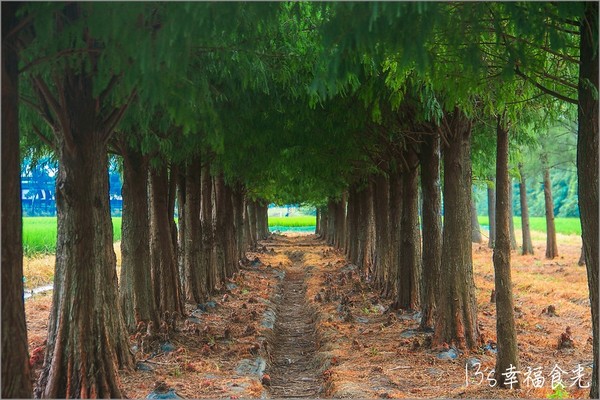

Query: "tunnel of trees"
<box><xmin>1</xmin><ymin>2</ymin><xmax>598</xmax><ymax>398</ymax></box>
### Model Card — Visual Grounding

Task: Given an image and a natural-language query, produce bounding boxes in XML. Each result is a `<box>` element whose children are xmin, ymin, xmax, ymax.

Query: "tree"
<box><xmin>517</xmin><ymin>162</ymin><xmax>534</xmax><ymax>255</ymax></box>
<box><xmin>487</xmin><ymin>178</ymin><xmax>496</xmax><ymax>249</ymax></box>
<box><xmin>493</xmin><ymin>115</ymin><xmax>520</xmax><ymax>388</ymax></box>
<box><xmin>576</xmin><ymin>3</ymin><xmax>598</xmax><ymax>396</ymax></box>
<box><xmin>1</xmin><ymin>3</ymin><xmax>33</xmax><ymax>397</ymax></box>
<box><xmin>541</xmin><ymin>154</ymin><xmax>559</xmax><ymax>259</ymax></box>
<box><xmin>419</xmin><ymin>132</ymin><xmax>442</xmax><ymax>330</ymax></box>
<box><xmin>117</xmin><ymin>133</ymin><xmax>158</xmax><ymax>332</ymax></box>
<box><xmin>433</xmin><ymin>109</ymin><xmax>480</xmax><ymax>350</ymax></box>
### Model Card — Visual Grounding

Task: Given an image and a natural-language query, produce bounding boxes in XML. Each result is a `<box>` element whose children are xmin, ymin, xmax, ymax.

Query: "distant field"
<box><xmin>23</xmin><ymin>217</ymin><xmax>122</xmax><ymax>256</ymax></box>
<box><xmin>477</xmin><ymin>216</ymin><xmax>581</xmax><ymax>236</ymax></box>
<box><xmin>22</xmin><ymin>215</ymin><xmax>580</xmax><ymax>256</ymax></box>
<box><xmin>268</xmin><ymin>216</ymin><xmax>316</xmax><ymax>227</ymax></box>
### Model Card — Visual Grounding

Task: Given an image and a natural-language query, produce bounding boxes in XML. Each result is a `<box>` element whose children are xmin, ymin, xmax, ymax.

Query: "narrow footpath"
<box><xmin>266</xmin><ymin>248</ymin><xmax>322</xmax><ymax>398</ymax></box>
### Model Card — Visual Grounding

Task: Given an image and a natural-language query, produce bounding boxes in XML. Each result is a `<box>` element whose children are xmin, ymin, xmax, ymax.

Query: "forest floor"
<box><xmin>24</xmin><ymin>231</ymin><xmax>593</xmax><ymax>398</ymax></box>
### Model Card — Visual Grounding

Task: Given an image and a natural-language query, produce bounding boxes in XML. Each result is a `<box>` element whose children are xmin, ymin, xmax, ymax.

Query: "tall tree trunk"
<box><xmin>508</xmin><ymin>181</ymin><xmax>517</xmax><ymax>250</ymax></box>
<box><xmin>577</xmin><ymin>4</ymin><xmax>599</xmax><ymax>396</ymax></box>
<box><xmin>373</xmin><ymin>173</ymin><xmax>391</xmax><ymax>291</ymax></box>
<box><xmin>518</xmin><ymin>163</ymin><xmax>534</xmax><ymax>255</ymax></box>
<box><xmin>223</xmin><ymin>184</ymin><xmax>239</xmax><ymax>278</ymax></box>
<box><xmin>542</xmin><ymin>159</ymin><xmax>558</xmax><ymax>259</ymax></box>
<box><xmin>232</xmin><ymin>184</ymin><xmax>246</xmax><ymax>261</ymax></box>
<box><xmin>471</xmin><ymin>197</ymin><xmax>483</xmax><ymax>243</ymax></box>
<box><xmin>356</xmin><ymin>189</ymin><xmax>367</xmax><ymax>273</ymax></box>
<box><xmin>315</xmin><ymin>208</ymin><xmax>321</xmax><ymax>236</ymax></box>
<box><xmin>177</xmin><ymin>169</ymin><xmax>186</xmax><ymax>298</ymax></box>
<box><xmin>242</xmin><ymin>196</ymin><xmax>252</xmax><ymax>249</ymax></box>
<box><xmin>327</xmin><ymin>199</ymin><xmax>336</xmax><ymax>246</ymax></box>
<box><xmin>419</xmin><ymin>133</ymin><xmax>442</xmax><ymax>331</ymax></box>
<box><xmin>346</xmin><ymin>187</ymin><xmax>358</xmax><ymax>260</ymax></box>
<box><xmin>247</xmin><ymin>200</ymin><xmax>257</xmax><ymax>249</ymax></box>
<box><xmin>182</xmin><ymin>158</ymin><xmax>205</xmax><ymax>303</ymax></box>
<box><xmin>387</xmin><ymin>169</ymin><xmax>402</xmax><ymax>299</ymax></box>
<box><xmin>168</xmin><ymin>165</ymin><xmax>178</xmax><ymax>254</ymax></box>
<box><xmin>396</xmin><ymin>150</ymin><xmax>421</xmax><ymax>309</ymax></box>
<box><xmin>364</xmin><ymin>180</ymin><xmax>377</xmax><ymax>281</ymax></box>
<box><xmin>487</xmin><ymin>179</ymin><xmax>496</xmax><ymax>248</ymax></box>
<box><xmin>493</xmin><ymin>116</ymin><xmax>520</xmax><ymax>388</ymax></box>
<box><xmin>200</xmin><ymin>163</ymin><xmax>216</xmax><ymax>293</ymax></box>
<box><xmin>119</xmin><ymin>143</ymin><xmax>158</xmax><ymax>332</ymax></box>
<box><xmin>214</xmin><ymin>173</ymin><xmax>228</xmax><ymax>283</ymax></box>
<box><xmin>149</xmin><ymin>165</ymin><xmax>184</xmax><ymax>316</ymax></box>
<box><xmin>336</xmin><ymin>194</ymin><xmax>347</xmax><ymax>250</ymax></box>
<box><xmin>37</xmin><ymin>71</ymin><xmax>132</xmax><ymax>398</ymax></box>
<box><xmin>433</xmin><ymin>109</ymin><xmax>480</xmax><ymax>350</ymax></box>
<box><xmin>1</xmin><ymin>4</ymin><xmax>32</xmax><ymax>395</ymax></box>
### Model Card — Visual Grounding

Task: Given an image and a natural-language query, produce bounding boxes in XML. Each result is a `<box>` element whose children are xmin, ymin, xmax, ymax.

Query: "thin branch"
<box><xmin>32</xmin><ymin>124</ymin><xmax>57</xmax><ymax>153</ymax></box>
<box><xmin>101</xmin><ymin>89</ymin><xmax>137</xmax><ymax>144</ymax></box>
<box><xmin>97</xmin><ymin>73</ymin><xmax>122</xmax><ymax>105</ymax></box>
<box><xmin>4</xmin><ymin>14</ymin><xmax>34</xmax><ymax>41</ymax></box>
<box><xmin>515</xmin><ymin>67</ymin><xmax>578</xmax><ymax>105</ymax></box>
<box><xmin>533</xmin><ymin>69</ymin><xmax>578</xmax><ymax>90</ymax></box>
<box><xmin>19</xmin><ymin>48</ymin><xmax>101</xmax><ymax>74</ymax></box>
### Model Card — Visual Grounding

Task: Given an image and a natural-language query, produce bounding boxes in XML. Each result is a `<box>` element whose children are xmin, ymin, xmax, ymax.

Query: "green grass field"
<box><xmin>477</xmin><ymin>216</ymin><xmax>581</xmax><ymax>236</ymax></box>
<box><xmin>268</xmin><ymin>216</ymin><xmax>316</xmax><ymax>227</ymax></box>
<box><xmin>21</xmin><ymin>215</ymin><xmax>579</xmax><ymax>256</ymax></box>
<box><xmin>23</xmin><ymin>217</ymin><xmax>122</xmax><ymax>256</ymax></box>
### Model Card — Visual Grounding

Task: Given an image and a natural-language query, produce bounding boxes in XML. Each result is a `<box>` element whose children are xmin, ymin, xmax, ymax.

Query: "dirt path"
<box><xmin>266</xmin><ymin>248</ymin><xmax>323</xmax><ymax>398</ymax></box>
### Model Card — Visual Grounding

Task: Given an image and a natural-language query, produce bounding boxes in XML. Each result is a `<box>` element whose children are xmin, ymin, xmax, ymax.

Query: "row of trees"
<box><xmin>2</xmin><ymin>2</ymin><xmax>597</xmax><ymax>398</ymax></box>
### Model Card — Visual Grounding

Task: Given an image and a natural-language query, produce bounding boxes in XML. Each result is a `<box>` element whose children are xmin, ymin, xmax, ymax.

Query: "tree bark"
<box><xmin>373</xmin><ymin>173</ymin><xmax>391</xmax><ymax>291</ymax></box>
<box><xmin>518</xmin><ymin>163</ymin><xmax>534</xmax><ymax>255</ymax></box>
<box><xmin>214</xmin><ymin>173</ymin><xmax>228</xmax><ymax>284</ymax></box>
<box><xmin>315</xmin><ymin>208</ymin><xmax>321</xmax><ymax>236</ymax></box>
<box><xmin>356</xmin><ymin>189</ymin><xmax>367</xmax><ymax>273</ymax></box>
<box><xmin>36</xmin><ymin>71</ymin><xmax>132</xmax><ymax>398</ymax></box>
<box><xmin>419</xmin><ymin>133</ymin><xmax>442</xmax><ymax>330</ymax></box>
<box><xmin>326</xmin><ymin>199</ymin><xmax>336</xmax><ymax>246</ymax></box>
<box><xmin>493</xmin><ymin>116</ymin><xmax>520</xmax><ymax>388</ymax></box>
<box><xmin>149</xmin><ymin>164</ymin><xmax>184</xmax><ymax>316</ymax></box>
<box><xmin>119</xmin><ymin>143</ymin><xmax>158</xmax><ymax>332</ymax></box>
<box><xmin>200</xmin><ymin>163</ymin><xmax>216</xmax><ymax>293</ymax></box>
<box><xmin>167</xmin><ymin>165</ymin><xmax>179</xmax><ymax>254</ymax></box>
<box><xmin>247</xmin><ymin>199</ymin><xmax>257</xmax><ymax>249</ymax></box>
<box><xmin>177</xmin><ymin>169</ymin><xmax>186</xmax><ymax>297</ymax></box>
<box><xmin>577</xmin><ymin>4</ymin><xmax>599</xmax><ymax>396</ymax></box>
<box><xmin>542</xmin><ymin>159</ymin><xmax>559</xmax><ymax>259</ymax></box>
<box><xmin>346</xmin><ymin>187</ymin><xmax>358</xmax><ymax>261</ymax></box>
<box><xmin>487</xmin><ymin>179</ymin><xmax>496</xmax><ymax>248</ymax></box>
<box><xmin>433</xmin><ymin>109</ymin><xmax>480</xmax><ymax>350</ymax></box>
<box><xmin>242</xmin><ymin>196</ymin><xmax>252</xmax><ymax>249</ymax></box>
<box><xmin>364</xmin><ymin>181</ymin><xmax>377</xmax><ymax>281</ymax></box>
<box><xmin>182</xmin><ymin>157</ymin><xmax>205</xmax><ymax>303</ymax></box>
<box><xmin>396</xmin><ymin>149</ymin><xmax>421</xmax><ymax>310</ymax></box>
<box><xmin>232</xmin><ymin>184</ymin><xmax>246</xmax><ymax>261</ymax></box>
<box><xmin>387</xmin><ymin>169</ymin><xmax>402</xmax><ymax>299</ymax></box>
<box><xmin>336</xmin><ymin>194</ymin><xmax>347</xmax><ymax>250</ymax></box>
<box><xmin>471</xmin><ymin>197</ymin><xmax>483</xmax><ymax>243</ymax></box>
<box><xmin>1</xmin><ymin>4</ymin><xmax>33</xmax><ymax>395</ymax></box>
<box><xmin>508</xmin><ymin>180</ymin><xmax>517</xmax><ymax>250</ymax></box>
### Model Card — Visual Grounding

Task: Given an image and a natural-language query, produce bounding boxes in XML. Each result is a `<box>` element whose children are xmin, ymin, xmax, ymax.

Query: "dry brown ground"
<box><xmin>24</xmin><ymin>232</ymin><xmax>592</xmax><ymax>398</ymax></box>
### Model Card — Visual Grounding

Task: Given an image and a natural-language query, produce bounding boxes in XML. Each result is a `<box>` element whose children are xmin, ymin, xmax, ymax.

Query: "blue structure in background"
<box><xmin>21</xmin><ymin>157</ymin><xmax>123</xmax><ymax>216</ymax></box>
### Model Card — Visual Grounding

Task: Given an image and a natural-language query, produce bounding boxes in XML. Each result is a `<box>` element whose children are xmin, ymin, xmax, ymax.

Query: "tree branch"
<box><xmin>97</xmin><ymin>73</ymin><xmax>122</xmax><ymax>105</ymax></box>
<box><xmin>19</xmin><ymin>48</ymin><xmax>102</xmax><ymax>74</ymax></box>
<box><xmin>31</xmin><ymin>75</ymin><xmax>77</xmax><ymax>154</ymax></box>
<box><xmin>101</xmin><ymin>89</ymin><xmax>137</xmax><ymax>144</ymax></box>
<box><xmin>515</xmin><ymin>66</ymin><xmax>578</xmax><ymax>105</ymax></box>
<box><xmin>32</xmin><ymin>124</ymin><xmax>58</xmax><ymax>153</ymax></box>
